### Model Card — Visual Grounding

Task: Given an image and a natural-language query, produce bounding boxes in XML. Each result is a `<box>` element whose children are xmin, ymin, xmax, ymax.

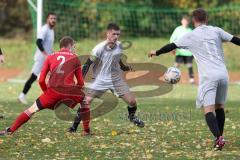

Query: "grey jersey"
<box><xmin>91</xmin><ymin>40</ymin><xmax>123</xmax><ymax>86</ymax></box>
<box><xmin>34</xmin><ymin>24</ymin><xmax>54</xmax><ymax>61</ymax></box>
<box><xmin>175</xmin><ymin>25</ymin><xmax>233</xmax><ymax>83</ymax></box>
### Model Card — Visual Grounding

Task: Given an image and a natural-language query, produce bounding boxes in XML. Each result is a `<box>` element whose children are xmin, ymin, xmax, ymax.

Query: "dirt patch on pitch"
<box><xmin>0</xmin><ymin>68</ymin><xmax>22</xmax><ymax>83</ymax></box>
<box><xmin>0</xmin><ymin>69</ymin><xmax>239</xmax><ymax>84</ymax></box>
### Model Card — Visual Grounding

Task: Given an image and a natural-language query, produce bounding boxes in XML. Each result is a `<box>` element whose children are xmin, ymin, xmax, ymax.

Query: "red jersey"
<box><xmin>39</xmin><ymin>48</ymin><xmax>84</xmax><ymax>96</ymax></box>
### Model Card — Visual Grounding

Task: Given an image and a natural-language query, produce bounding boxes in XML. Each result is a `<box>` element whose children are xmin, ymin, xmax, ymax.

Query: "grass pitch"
<box><xmin>0</xmin><ymin>37</ymin><xmax>240</xmax><ymax>159</ymax></box>
<box><xmin>0</xmin><ymin>82</ymin><xmax>240</xmax><ymax>159</ymax></box>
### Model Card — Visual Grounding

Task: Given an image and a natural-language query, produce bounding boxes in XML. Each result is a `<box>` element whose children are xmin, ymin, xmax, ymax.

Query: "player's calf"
<box><xmin>68</xmin><ymin>104</ymin><xmax>90</xmax><ymax>134</ymax></box>
<box><xmin>128</xmin><ymin>106</ymin><xmax>145</xmax><ymax>128</ymax></box>
<box><xmin>122</xmin><ymin>93</ymin><xmax>145</xmax><ymax>128</ymax></box>
<box><xmin>204</xmin><ymin>105</ymin><xmax>225</xmax><ymax>150</ymax></box>
<box><xmin>0</xmin><ymin>102</ymin><xmax>39</xmax><ymax>135</ymax></box>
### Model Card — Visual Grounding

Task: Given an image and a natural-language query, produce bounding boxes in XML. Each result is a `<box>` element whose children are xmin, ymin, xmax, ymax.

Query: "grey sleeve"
<box><xmin>174</xmin><ymin>33</ymin><xmax>191</xmax><ymax>49</ymax></box>
<box><xmin>37</xmin><ymin>25</ymin><xmax>47</xmax><ymax>41</ymax></box>
<box><xmin>217</xmin><ymin>27</ymin><xmax>233</xmax><ymax>42</ymax></box>
<box><xmin>91</xmin><ymin>45</ymin><xmax>101</xmax><ymax>58</ymax></box>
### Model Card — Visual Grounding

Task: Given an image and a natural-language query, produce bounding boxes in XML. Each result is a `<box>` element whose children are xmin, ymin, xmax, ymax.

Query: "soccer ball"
<box><xmin>164</xmin><ymin>67</ymin><xmax>181</xmax><ymax>84</ymax></box>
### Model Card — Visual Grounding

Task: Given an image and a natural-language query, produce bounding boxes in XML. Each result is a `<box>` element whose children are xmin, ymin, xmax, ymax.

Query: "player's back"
<box><xmin>47</xmin><ymin>48</ymin><xmax>82</xmax><ymax>89</ymax></box>
<box><xmin>176</xmin><ymin>25</ymin><xmax>233</xmax><ymax>82</ymax></box>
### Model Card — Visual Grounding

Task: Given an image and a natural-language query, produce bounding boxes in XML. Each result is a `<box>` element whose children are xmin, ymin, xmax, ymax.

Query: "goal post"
<box><xmin>27</xmin><ymin>0</ymin><xmax>43</xmax><ymax>36</ymax></box>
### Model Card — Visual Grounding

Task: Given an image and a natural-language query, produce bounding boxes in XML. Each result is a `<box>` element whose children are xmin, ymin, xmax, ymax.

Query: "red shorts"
<box><xmin>36</xmin><ymin>88</ymin><xmax>84</xmax><ymax>110</ymax></box>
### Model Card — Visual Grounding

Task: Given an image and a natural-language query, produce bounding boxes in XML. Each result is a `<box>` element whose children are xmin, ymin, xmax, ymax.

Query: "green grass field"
<box><xmin>0</xmin><ymin>38</ymin><xmax>240</xmax><ymax>159</ymax></box>
<box><xmin>0</xmin><ymin>83</ymin><xmax>240</xmax><ymax>159</ymax></box>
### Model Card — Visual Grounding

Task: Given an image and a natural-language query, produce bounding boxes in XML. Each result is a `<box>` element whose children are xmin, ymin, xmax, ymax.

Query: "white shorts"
<box><xmin>196</xmin><ymin>79</ymin><xmax>228</xmax><ymax>108</ymax></box>
<box><xmin>88</xmin><ymin>79</ymin><xmax>130</xmax><ymax>97</ymax></box>
<box><xmin>31</xmin><ymin>60</ymin><xmax>44</xmax><ymax>76</ymax></box>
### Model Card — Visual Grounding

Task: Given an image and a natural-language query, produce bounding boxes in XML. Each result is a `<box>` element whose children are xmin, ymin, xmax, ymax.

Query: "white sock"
<box><xmin>19</xmin><ymin>92</ymin><xmax>26</xmax><ymax>99</ymax></box>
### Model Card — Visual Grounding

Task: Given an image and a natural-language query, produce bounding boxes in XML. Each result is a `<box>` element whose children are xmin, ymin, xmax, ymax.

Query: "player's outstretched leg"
<box><xmin>121</xmin><ymin>92</ymin><xmax>144</xmax><ymax>128</ymax></box>
<box><xmin>68</xmin><ymin>99</ymin><xmax>91</xmax><ymax>135</ymax></box>
<box><xmin>18</xmin><ymin>73</ymin><xmax>38</xmax><ymax>104</ymax></box>
<box><xmin>204</xmin><ymin>105</ymin><xmax>225</xmax><ymax>151</ymax></box>
<box><xmin>0</xmin><ymin>102</ymin><xmax>39</xmax><ymax>135</ymax></box>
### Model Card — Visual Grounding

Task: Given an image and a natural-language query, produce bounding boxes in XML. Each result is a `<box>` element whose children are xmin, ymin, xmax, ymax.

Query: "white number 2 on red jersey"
<box><xmin>56</xmin><ymin>56</ymin><xmax>65</xmax><ymax>74</ymax></box>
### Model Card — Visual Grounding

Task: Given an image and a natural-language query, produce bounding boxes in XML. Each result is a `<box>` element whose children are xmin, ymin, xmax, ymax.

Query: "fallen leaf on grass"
<box><xmin>111</xmin><ymin>130</ymin><xmax>117</xmax><ymax>136</ymax></box>
<box><xmin>120</xmin><ymin>142</ymin><xmax>131</xmax><ymax>147</ymax></box>
<box><xmin>42</xmin><ymin>138</ymin><xmax>51</xmax><ymax>143</ymax></box>
<box><xmin>205</xmin><ymin>139</ymin><xmax>212</xmax><ymax>144</ymax></box>
<box><xmin>196</xmin><ymin>144</ymin><xmax>201</xmax><ymax>149</ymax></box>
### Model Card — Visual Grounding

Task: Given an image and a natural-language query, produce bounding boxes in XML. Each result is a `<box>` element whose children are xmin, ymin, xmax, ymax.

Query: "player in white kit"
<box><xmin>148</xmin><ymin>8</ymin><xmax>240</xmax><ymax>150</ymax></box>
<box><xmin>18</xmin><ymin>12</ymin><xmax>57</xmax><ymax>104</ymax></box>
<box><xmin>68</xmin><ymin>23</ymin><xmax>145</xmax><ymax>133</ymax></box>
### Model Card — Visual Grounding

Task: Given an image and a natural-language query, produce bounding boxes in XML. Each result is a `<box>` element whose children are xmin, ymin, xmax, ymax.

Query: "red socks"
<box><xmin>80</xmin><ymin>107</ymin><xmax>90</xmax><ymax>132</ymax></box>
<box><xmin>9</xmin><ymin>111</ymin><xmax>31</xmax><ymax>134</ymax></box>
<box><xmin>9</xmin><ymin>108</ymin><xmax>89</xmax><ymax>134</ymax></box>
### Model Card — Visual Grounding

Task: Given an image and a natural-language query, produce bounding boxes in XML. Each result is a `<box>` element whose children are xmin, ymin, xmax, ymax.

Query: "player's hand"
<box><xmin>127</xmin><ymin>65</ymin><xmax>134</xmax><ymax>71</ymax></box>
<box><xmin>148</xmin><ymin>50</ymin><xmax>157</xmax><ymax>57</ymax></box>
<box><xmin>0</xmin><ymin>55</ymin><xmax>5</xmax><ymax>64</ymax></box>
<box><xmin>122</xmin><ymin>65</ymin><xmax>134</xmax><ymax>72</ymax></box>
<box><xmin>171</xmin><ymin>50</ymin><xmax>176</xmax><ymax>55</ymax></box>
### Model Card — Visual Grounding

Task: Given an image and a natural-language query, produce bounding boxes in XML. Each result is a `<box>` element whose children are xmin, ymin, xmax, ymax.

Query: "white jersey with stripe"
<box><xmin>90</xmin><ymin>40</ymin><xmax>123</xmax><ymax>88</ymax></box>
<box><xmin>175</xmin><ymin>25</ymin><xmax>233</xmax><ymax>83</ymax></box>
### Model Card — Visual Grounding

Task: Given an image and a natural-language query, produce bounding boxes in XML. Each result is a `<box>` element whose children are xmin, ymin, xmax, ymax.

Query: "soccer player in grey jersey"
<box><xmin>18</xmin><ymin>12</ymin><xmax>57</xmax><ymax>104</ymax></box>
<box><xmin>68</xmin><ymin>23</ymin><xmax>144</xmax><ymax>133</ymax></box>
<box><xmin>148</xmin><ymin>8</ymin><xmax>240</xmax><ymax>150</ymax></box>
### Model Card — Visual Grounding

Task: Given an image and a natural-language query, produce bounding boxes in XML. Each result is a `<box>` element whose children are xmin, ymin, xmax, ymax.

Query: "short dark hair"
<box><xmin>59</xmin><ymin>36</ymin><xmax>74</xmax><ymax>48</ymax></box>
<box><xmin>192</xmin><ymin>8</ymin><xmax>208</xmax><ymax>23</ymax></box>
<box><xmin>46</xmin><ymin>12</ymin><xmax>56</xmax><ymax>20</ymax></box>
<box><xmin>182</xmin><ymin>15</ymin><xmax>190</xmax><ymax>21</ymax></box>
<box><xmin>107</xmin><ymin>23</ymin><xmax>120</xmax><ymax>31</ymax></box>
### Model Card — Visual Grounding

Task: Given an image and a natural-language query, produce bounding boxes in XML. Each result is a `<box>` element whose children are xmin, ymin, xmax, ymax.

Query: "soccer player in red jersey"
<box><xmin>0</xmin><ymin>36</ymin><xmax>90</xmax><ymax>135</ymax></box>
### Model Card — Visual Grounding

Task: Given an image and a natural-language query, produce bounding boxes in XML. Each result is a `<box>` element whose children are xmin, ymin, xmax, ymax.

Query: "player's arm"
<box><xmin>75</xmin><ymin>59</ymin><xmax>84</xmax><ymax>87</ymax></box>
<box><xmin>119</xmin><ymin>60</ymin><xmax>132</xmax><ymax>71</ymax></box>
<box><xmin>230</xmin><ymin>36</ymin><xmax>240</xmax><ymax>45</ymax></box>
<box><xmin>149</xmin><ymin>33</ymin><xmax>191</xmax><ymax>57</ymax></box>
<box><xmin>36</xmin><ymin>39</ymin><xmax>47</xmax><ymax>56</ymax></box>
<box><xmin>0</xmin><ymin>48</ymin><xmax>5</xmax><ymax>63</ymax></box>
<box><xmin>170</xmin><ymin>29</ymin><xmax>178</xmax><ymax>55</ymax></box>
<box><xmin>148</xmin><ymin>43</ymin><xmax>178</xmax><ymax>57</ymax></box>
<box><xmin>82</xmin><ymin>56</ymin><xmax>95</xmax><ymax>79</ymax></box>
<box><xmin>38</xmin><ymin>57</ymin><xmax>50</xmax><ymax>92</ymax></box>
<box><xmin>36</xmin><ymin>26</ymin><xmax>48</xmax><ymax>56</ymax></box>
